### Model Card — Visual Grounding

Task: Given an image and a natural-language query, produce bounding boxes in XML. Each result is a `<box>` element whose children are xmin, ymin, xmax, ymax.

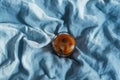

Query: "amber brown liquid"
<box><xmin>52</xmin><ymin>33</ymin><xmax>76</xmax><ymax>56</ymax></box>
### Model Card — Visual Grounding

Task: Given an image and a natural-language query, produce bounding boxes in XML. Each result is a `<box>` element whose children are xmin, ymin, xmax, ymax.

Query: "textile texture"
<box><xmin>0</xmin><ymin>0</ymin><xmax>120</xmax><ymax>80</ymax></box>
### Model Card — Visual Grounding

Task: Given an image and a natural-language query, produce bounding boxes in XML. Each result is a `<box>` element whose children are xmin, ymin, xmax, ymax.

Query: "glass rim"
<box><xmin>52</xmin><ymin>32</ymin><xmax>76</xmax><ymax>57</ymax></box>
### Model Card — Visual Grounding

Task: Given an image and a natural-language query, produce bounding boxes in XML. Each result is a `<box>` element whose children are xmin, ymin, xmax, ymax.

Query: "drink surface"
<box><xmin>52</xmin><ymin>33</ymin><xmax>76</xmax><ymax>56</ymax></box>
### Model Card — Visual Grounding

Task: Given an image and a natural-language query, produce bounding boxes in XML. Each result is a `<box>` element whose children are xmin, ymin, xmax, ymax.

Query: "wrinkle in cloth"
<box><xmin>0</xmin><ymin>0</ymin><xmax>120</xmax><ymax>80</ymax></box>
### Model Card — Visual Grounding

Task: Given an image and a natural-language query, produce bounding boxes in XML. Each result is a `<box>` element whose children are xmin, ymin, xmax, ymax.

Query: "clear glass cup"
<box><xmin>52</xmin><ymin>32</ymin><xmax>76</xmax><ymax>57</ymax></box>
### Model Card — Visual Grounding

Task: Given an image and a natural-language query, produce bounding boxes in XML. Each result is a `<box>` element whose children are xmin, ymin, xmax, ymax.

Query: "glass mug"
<box><xmin>52</xmin><ymin>32</ymin><xmax>76</xmax><ymax>57</ymax></box>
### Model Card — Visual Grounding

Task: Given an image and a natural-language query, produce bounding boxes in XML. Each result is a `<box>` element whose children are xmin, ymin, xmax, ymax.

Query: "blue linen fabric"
<box><xmin>0</xmin><ymin>0</ymin><xmax>120</xmax><ymax>80</ymax></box>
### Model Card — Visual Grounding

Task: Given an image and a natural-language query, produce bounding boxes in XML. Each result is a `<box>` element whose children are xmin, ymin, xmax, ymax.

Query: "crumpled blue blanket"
<box><xmin>0</xmin><ymin>0</ymin><xmax>120</xmax><ymax>80</ymax></box>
